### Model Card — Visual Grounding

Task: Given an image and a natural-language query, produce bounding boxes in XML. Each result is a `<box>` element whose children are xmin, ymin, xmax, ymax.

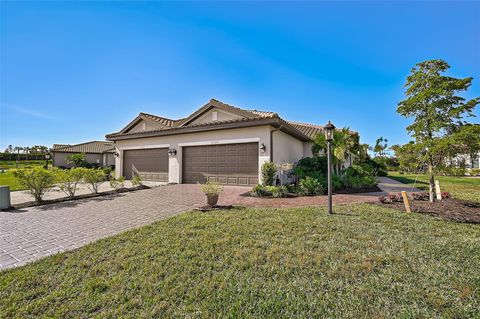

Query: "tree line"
<box><xmin>1</xmin><ymin>145</ymin><xmax>50</xmax><ymax>161</ymax></box>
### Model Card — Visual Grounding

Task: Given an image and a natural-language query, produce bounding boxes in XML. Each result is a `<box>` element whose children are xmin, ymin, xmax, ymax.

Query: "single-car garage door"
<box><xmin>123</xmin><ymin>148</ymin><xmax>168</xmax><ymax>181</ymax></box>
<box><xmin>182</xmin><ymin>142</ymin><xmax>258</xmax><ymax>186</ymax></box>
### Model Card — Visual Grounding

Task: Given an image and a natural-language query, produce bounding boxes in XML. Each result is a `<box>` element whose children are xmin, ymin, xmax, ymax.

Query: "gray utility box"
<box><xmin>0</xmin><ymin>186</ymin><xmax>11</xmax><ymax>209</ymax></box>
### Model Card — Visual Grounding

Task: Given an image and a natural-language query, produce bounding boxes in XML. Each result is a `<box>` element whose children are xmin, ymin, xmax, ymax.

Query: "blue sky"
<box><xmin>1</xmin><ymin>1</ymin><xmax>479</xmax><ymax>150</ymax></box>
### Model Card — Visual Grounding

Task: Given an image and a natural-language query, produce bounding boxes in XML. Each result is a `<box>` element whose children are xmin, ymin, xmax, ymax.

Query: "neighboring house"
<box><xmin>51</xmin><ymin>141</ymin><xmax>115</xmax><ymax>168</ymax></box>
<box><xmin>106</xmin><ymin>99</ymin><xmax>355</xmax><ymax>185</ymax></box>
<box><xmin>451</xmin><ymin>152</ymin><xmax>480</xmax><ymax>171</ymax></box>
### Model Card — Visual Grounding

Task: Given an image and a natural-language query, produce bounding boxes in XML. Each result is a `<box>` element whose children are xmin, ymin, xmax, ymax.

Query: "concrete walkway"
<box><xmin>376</xmin><ymin>176</ymin><xmax>421</xmax><ymax>193</ymax></box>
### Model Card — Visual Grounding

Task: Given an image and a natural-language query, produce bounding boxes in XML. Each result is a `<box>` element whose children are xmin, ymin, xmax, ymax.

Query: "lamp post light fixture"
<box><xmin>168</xmin><ymin>148</ymin><xmax>177</xmax><ymax>156</ymax></box>
<box><xmin>324</xmin><ymin>121</ymin><xmax>335</xmax><ymax>215</ymax></box>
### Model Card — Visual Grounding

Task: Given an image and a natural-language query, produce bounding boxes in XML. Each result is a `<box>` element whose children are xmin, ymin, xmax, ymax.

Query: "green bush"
<box><xmin>293</xmin><ymin>156</ymin><xmax>328</xmax><ymax>180</ymax></box>
<box><xmin>261</xmin><ymin>162</ymin><xmax>277</xmax><ymax>186</ymax></box>
<box><xmin>83</xmin><ymin>169</ymin><xmax>106</xmax><ymax>194</ymax></box>
<box><xmin>109</xmin><ymin>176</ymin><xmax>126</xmax><ymax>190</ymax></box>
<box><xmin>101</xmin><ymin>167</ymin><xmax>113</xmax><ymax>180</ymax></box>
<box><xmin>250</xmin><ymin>185</ymin><xmax>289</xmax><ymax>198</ymax></box>
<box><xmin>131</xmin><ymin>175</ymin><xmax>143</xmax><ymax>187</ymax></box>
<box><xmin>54</xmin><ymin>167</ymin><xmax>87</xmax><ymax>197</ymax></box>
<box><xmin>12</xmin><ymin>167</ymin><xmax>55</xmax><ymax>202</ymax></box>
<box><xmin>299</xmin><ymin>177</ymin><xmax>324</xmax><ymax>196</ymax></box>
<box><xmin>66</xmin><ymin>153</ymin><xmax>89</xmax><ymax>168</ymax></box>
<box><xmin>340</xmin><ymin>165</ymin><xmax>377</xmax><ymax>189</ymax></box>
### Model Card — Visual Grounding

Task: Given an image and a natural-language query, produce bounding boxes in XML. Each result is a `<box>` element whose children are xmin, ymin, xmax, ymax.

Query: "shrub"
<box><xmin>388</xmin><ymin>193</ymin><xmax>403</xmax><ymax>202</ymax></box>
<box><xmin>267</xmin><ymin>185</ymin><xmax>288</xmax><ymax>198</ymax></box>
<box><xmin>411</xmin><ymin>192</ymin><xmax>429</xmax><ymax>201</ymax></box>
<box><xmin>441</xmin><ymin>192</ymin><xmax>451</xmax><ymax>199</ymax></box>
<box><xmin>251</xmin><ymin>184</ymin><xmax>270</xmax><ymax>197</ymax></box>
<box><xmin>101</xmin><ymin>167</ymin><xmax>113</xmax><ymax>180</ymax></box>
<box><xmin>110</xmin><ymin>176</ymin><xmax>126</xmax><ymax>190</ymax></box>
<box><xmin>55</xmin><ymin>167</ymin><xmax>86</xmax><ymax>198</ymax></box>
<box><xmin>293</xmin><ymin>156</ymin><xmax>328</xmax><ymax>180</ymax></box>
<box><xmin>200</xmin><ymin>181</ymin><xmax>223</xmax><ymax>195</ymax></box>
<box><xmin>66</xmin><ymin>153</ymin><xmax>89</xmax><ymax>168</ymax></box>
<box><xmin>261</xmin><ymin>162</ymin><xmax>277</xmax><ymax>186</ymax></box>
<box><xmin>131</xmin><ymin>175</ymin><xmax>143</xmax><ymax>187</ymax></box>
<box><xmin>83</xmin><ymin>168</ymin><xmax>105</xmax><ymax>194</ymax></box>
<box><xmin>299</xmin><ymin>177</ymin><xmax>324</xmax><ymax>196</ymax></box>
<box><xmin>340</xmin><ymin>165</ymin><xmax>377</xmax><ymax>189</ymax></box>
<box><xmin>12</xmin><ymin>167</ymin><xmax>55</xmax><ymax>203</ymax></box>
<box><xmin>250</xmin><ymin>185</ymin><xmax>289</xmax><ymax>198</ymax></box>
<box><xmin>378</xmin><ymin>196</ymin><xmax>388</xmax><ymax>203</ymax></box>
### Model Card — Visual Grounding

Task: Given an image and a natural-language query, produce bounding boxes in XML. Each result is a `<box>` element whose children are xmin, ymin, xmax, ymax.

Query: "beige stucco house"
<box><xmin>106</xmin><ymin>99</ymin><xmax>351</xmax><ymax>185</ymax></box>
<box><xmin>51</xmin><ymin>141</ymin><xmax>115</xmax><ymax>168</ymax></box>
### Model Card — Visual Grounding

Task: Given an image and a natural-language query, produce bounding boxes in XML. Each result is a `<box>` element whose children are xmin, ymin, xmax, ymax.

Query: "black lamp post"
<box><xmin>324</xmin><ymin>121</ymin><xmax>335</xmax><ymax>215</ymax></box>
<box><xmin>45</xmin><ymin>153</ymin><xmax>51</xmax><ymax>169</ymax></box>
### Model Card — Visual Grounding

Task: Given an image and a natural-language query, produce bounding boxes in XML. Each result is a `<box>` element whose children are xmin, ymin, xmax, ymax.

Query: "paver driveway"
<box><xmin>0</xmin><ymin>184</ymin><xmax>245</xmax><ymax>270</ymax></box>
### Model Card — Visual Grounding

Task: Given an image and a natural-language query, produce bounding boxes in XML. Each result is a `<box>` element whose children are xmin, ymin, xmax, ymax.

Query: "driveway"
<box><xmin>1</xmin><ymin>184</ymin><xmax>384</xmax><ymax>270</ymax></box>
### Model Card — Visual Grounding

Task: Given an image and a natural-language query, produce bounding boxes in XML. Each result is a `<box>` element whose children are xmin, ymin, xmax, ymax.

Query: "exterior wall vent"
<box><xmin>212</xmin><ymin>111</ymin><xmax>218</xmax><ymax>121</ymax></box>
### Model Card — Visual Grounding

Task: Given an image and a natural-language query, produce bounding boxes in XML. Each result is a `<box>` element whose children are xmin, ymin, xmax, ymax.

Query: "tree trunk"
<box><xmin>428</xmin><ymin>154</ymin><xmax>435</xmax><ymax>203</ymax></box>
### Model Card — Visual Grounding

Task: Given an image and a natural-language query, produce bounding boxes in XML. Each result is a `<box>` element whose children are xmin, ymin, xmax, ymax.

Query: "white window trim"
<box><xmin>179</xmin><ymin>137</ymin><xmax>260</xmax><ymax>147</ymax></box>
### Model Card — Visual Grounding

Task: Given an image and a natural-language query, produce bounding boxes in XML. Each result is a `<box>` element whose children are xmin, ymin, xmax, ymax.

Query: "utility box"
<box><xmin>0</xmin><ymin>186</ymin><xmax>11</xmax><ymax>210</ymax></box>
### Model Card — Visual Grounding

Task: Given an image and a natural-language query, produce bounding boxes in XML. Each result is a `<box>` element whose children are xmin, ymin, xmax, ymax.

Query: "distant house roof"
<box><xmin>52</xmin><ymin>141</ymin><xmax>115</xmax><ymax>154</ymax></box>
<box><xmin>106</xmin><ymin>98</ymin><xmax>356</xmax><ymax>141</ymax></box>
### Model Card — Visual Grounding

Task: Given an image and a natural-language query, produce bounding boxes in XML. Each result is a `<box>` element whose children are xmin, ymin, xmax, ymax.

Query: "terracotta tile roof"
<box><xmin>52</xmin><ymin>141</ymin><xmax>115</xmax><ymax>154</ymax></box>
<box><xmin>52</xmin><ymin>144</ymin><xmax>70</xmax><ymax>150</ymax></box>
<box><xmin>140</xmin><ymin>113</ymin><xmax>179</xmax><ymax>127</ymax></box>
<box><xmin>288</xmin><ymin>121</ymin><xmax>324</xmax><ymax>139</ymax></box>
<box><xmin>107</xmin><ymin>99</ymin><xmax>351</xmax><ymax>141</ymax></box>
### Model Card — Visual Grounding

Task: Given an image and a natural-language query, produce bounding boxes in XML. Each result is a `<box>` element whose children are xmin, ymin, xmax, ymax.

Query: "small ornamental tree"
<box><xmin>83</xmin><ymin>168</ymin><xmax>105</xmax><ymax>194</ymax></box>
<box><xmin>397</xmin><ymin>59</ymin><xmax>479</xmax><ymax>202</ymax></box>
<box><xmin>12</xmin><ymin>167</ymin><xmax>55</xmax><ymax>203</ymax></box>
<box><xmin>66</xmin><ymin>153</ymin><xmax>89</xmax><ymax>168</ymax></box>
<box><xmin>55</xmin><ymin>167</ymin><xmax>86</xmax><ymax>198</ymax></box>
<box><xmin>313</xmin><ymin>127</ymin><xmax>358</xmax><ymax>173</ymax></box>
<box><xmin>261</xmin><ymin>162</ymin><xmax>277</xmax><ymax>186</ymax></box>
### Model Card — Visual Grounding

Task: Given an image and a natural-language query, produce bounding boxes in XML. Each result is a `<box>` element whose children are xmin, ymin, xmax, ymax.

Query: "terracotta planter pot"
<box><xmin>206</xmin><ymin>194</ymin><xmax>219</xmax><ymax>206</ymax></box>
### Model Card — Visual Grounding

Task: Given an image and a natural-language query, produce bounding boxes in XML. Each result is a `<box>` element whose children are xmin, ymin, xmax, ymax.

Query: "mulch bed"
<box><xmin>335</xmin><ymin>185</ymin><xmax>383</xmax><ymax>194</ymax></box>
<box><xmin>377</xmin><ymin>198</ymin><xmax>480</xmax><ymax>224</ymax></box>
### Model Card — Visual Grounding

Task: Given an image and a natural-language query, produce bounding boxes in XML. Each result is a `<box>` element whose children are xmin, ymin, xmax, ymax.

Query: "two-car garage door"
<box><xmin>182</xmin><ymin>142</ymin><xmax>258</xmax><ymax>186</ymax></box>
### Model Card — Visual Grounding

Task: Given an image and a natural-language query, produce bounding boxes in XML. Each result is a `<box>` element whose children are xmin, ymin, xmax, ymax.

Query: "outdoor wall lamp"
<box><xmin>324</xmin><ymin>121</ymin><xmax>336</xmax><ymax>215</ymax></box>
<box><xmin>260</xmin><ymin>143</ymin><xmax>266</xmax><ymax>153</ymax></box>
<box><xmin>114</xmin><ymin>152</ymin><xmax>120</xmax><ymax>157</ymax></box>
<box><xmin>168</xmin><ymin>148</ymin><xmax>177</xmax><ymax>156</ymax></box>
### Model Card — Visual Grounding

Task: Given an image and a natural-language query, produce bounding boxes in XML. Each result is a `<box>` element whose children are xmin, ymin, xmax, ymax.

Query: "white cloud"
<box><xmin>1</xmin><ymin>103</ymin><xmax>59</xmax><ymax>121</ymax></box>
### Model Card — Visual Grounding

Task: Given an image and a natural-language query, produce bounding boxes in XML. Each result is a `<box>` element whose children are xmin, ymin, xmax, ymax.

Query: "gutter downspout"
<box><xmin>270</xmin><ymin>126</ymin><xmax>283</xmax><ymax>162</ymax></box>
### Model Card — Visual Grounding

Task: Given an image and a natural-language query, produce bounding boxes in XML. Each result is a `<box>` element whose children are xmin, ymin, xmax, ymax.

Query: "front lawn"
<box><xmin>1</xmin><ymin>205</ymin><xmax>479</xmax><ymax>318</ymax></box>
<box><xmin>388</xmin><ymin>171</ymin><xmax>480</xmax><ymax>202</ymax></box>
<box><xmin>0</xmin><ymin>171</ymin><xmax>23</xmax><ymax>191</ymax></box>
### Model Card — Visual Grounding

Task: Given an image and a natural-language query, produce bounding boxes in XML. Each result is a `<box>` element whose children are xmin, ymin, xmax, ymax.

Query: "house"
<box><xmin>51</xmin><ymin>141</ymin><xmax>116</xmax><ymax>168</ymax></box>
<box><xmin>106</xmin><ymin>99</ymin><xmax>354</xmax><ymax>185</ymax></box>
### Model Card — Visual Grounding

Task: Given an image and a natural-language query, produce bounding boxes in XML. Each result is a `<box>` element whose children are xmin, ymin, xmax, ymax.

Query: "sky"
<box><xmin>1</xmin><ymin>1</ymin><xmax>479</xmax><ymax>151</ymax></box>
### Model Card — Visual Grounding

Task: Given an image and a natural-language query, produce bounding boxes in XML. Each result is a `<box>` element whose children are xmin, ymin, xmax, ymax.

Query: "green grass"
<box><xmin>388</xmin><ymin>171</ymin><xmax>480</xmax><ymax>202</ymax></box>
<box><xmin>0</xmin><ymin>171</ymin><xmax>23</xmax><ymax>191</ymax></box>
<box><xmin>0</xmin><ymin>160</ymin><xmax>49</xmax><ymax>170</ymax></box>
<box><xmin>0</xmin><ymin>160</ymin><xmax>51</xmax><ymax>191</ymax></box>
<box><xmin>1</xmin><ymin>205</ymin><xmax>479</xmax><ymax>318</ymax></box>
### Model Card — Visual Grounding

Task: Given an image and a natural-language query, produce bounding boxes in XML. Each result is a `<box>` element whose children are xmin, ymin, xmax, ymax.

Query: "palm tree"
<box><xmin>312</xmin><ymin>127</ymin><xmax>358</xmax><ymax>173</ymax></box>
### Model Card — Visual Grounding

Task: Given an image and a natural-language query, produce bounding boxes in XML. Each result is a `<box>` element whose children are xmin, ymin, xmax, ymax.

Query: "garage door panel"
<box><xmin>183</xmin><ymin>142</ymin><xmax>258</xmax><ymax>186</ymax></box>
<box><xmin>123</xmin><ymin>148</ymin><xmax>168</xmax><ymax>182</ymax></box>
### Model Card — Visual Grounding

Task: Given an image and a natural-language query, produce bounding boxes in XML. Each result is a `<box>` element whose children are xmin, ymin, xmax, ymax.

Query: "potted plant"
<box><xmin>200</xmin><ymin>181</ymin><xmax>223</xmax><ymax>206</ymax></box>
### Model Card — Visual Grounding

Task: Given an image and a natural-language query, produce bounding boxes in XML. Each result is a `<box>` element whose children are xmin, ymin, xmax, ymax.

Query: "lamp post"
<box><xmin>45</xmin><ymin>153</ymin><xmax>50</xmax><ymax>169</ymax></box>
<box><xmin>324</xmin><ymin>121</ymin><xmax>335</xmax><ymax>215</ymax></box>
